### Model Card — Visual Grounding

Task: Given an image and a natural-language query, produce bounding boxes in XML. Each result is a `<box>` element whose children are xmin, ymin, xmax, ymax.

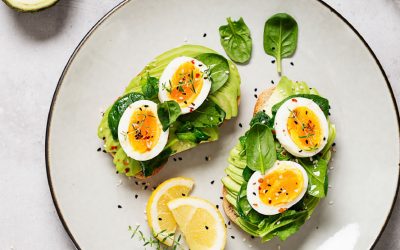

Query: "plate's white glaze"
<box><xmin>46</xmin><ymin>0</ymin><xmax>399</xmax><ymax>249</ymax></box>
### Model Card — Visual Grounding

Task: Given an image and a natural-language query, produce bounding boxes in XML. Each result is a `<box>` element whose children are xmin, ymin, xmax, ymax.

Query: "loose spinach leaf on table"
<box><xmin>246</xmin><ymin>124</ymin><xmax>277</xmax><ymax>174</ymax></box>
<box><xmin>157</xmin><ymin>101</ymin><xmax>181</xmax><ymax>131</ymax></box>
<box><xmin>195</xmin><ymin>53</ymin><xmax>229</xmax><ymax>93</ymax></box>
<box><xmin>219</xmin><ymin>17</ymin><xmax>252</xmax><ymax>63</ymax></box>
<box><xmin>177</xmin><ymin>99</ymin><xmax>225</xmax><ymax>128</ymax></box>
<box><xmin>264</xmin><ymin>13</ymin><xmax>298</xmax><ymax>74</ymax></box>
<box><xmin>141</xmin><ymin>74</ymin><xmax>159</xmax><ymax>99</ymax></box>
<box><xmin>108</xmin><ymin>92</ymin><xmax>145</xmax><ymax>140</ymax></box>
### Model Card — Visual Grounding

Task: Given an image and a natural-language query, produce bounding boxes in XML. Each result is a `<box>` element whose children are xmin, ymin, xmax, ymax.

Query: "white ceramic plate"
<box><xmin>46</xmin><ymin>0</ymin><xmax>400</xmax><ymax>249</ymax></box>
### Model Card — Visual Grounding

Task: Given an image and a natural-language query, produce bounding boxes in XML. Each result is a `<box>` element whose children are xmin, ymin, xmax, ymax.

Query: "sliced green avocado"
<box><xmin>3</xmin><ymin>0</ymin><xmax>58</xmax><ymax>12</ymax></box>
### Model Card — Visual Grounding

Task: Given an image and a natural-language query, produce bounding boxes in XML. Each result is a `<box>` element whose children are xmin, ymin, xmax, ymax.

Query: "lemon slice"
<box><xmin>168</xmin><ymin>197</ymin><xmax>227</xmax><ymax>250</ymax></box>
<box><xmin>146</xmin><ymin>177</ymin><xmax>194</xmax><ymax>246</ymax></box>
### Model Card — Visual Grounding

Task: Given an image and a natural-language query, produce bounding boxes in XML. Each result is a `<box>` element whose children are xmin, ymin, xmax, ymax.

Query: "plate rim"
<box><xmin>45</xmin><ymin>0</ymin><xmax>400</xmax><ymax>249</ymax></box>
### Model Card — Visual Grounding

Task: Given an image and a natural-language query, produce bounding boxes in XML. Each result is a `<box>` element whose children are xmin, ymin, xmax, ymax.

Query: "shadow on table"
<box><xmin>9</xmin><ymin>0</ymin><xmax>71</xmax><ymax>41</ymax></box>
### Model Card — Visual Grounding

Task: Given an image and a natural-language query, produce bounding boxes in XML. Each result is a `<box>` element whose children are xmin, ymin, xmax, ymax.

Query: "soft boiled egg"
<box><xmin>274</xmin><ymin>97</ymin><xmax>329</xmax><ymax>157</ymax></box>
<box><xmin>247</xmin><ymin>161</ymin><xmax>308</xmax><ymax>215</ymax></box>
<box><xmin>158</xmin><ymin>56</ymin><xmax>211</xmax><ymax>114</ymax></box>
<box><xmin>118</xmin><ymin>100</ymin><xmax>169</xmax><ymax>161</ymax></box>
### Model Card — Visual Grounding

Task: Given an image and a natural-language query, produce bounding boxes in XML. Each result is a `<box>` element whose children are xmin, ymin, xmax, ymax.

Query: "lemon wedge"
<box><xmin>146</xmin><ymin>177</ymin><xmax>194</xmax><ymax>246</ymax></box>
<box><xmin>168</xmin><ymin>197</ymin><xmax>227</xmax><ymax>250</ymax></box>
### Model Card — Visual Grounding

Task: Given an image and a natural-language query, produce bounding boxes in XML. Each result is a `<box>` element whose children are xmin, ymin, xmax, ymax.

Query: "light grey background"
<box><xmin>0</xmin><ymin>0</ymin><xmax>398</xmax><ymax>249</ymax></box>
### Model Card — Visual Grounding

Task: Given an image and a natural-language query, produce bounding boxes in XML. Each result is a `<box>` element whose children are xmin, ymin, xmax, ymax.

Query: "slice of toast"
<box><xmin>223</xmin><ymin>86</ymin><xmax>276</xmax><ymax>225</ymax></box>
<box><xmin>110</xmin><ymin>96</ymin><xmax>242</xmax><ymax>179</ymax></box>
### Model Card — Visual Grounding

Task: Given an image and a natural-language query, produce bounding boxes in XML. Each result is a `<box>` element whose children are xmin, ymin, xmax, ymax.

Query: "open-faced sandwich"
<box><xmin>221</xmin><ymin>76</ymin><xmax>336</xmax><ymax>241</ymax></box>
<box><xmin>98</xmin><ymin>45</ymin><xmax>241</xmax><ymax>179</ymax></box>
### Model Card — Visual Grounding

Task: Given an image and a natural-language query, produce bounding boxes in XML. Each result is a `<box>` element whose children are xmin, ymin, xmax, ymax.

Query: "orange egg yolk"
<box><xmin>258</xmin><ymin>166</ymin><xmax>304</xmax><ymax>207</ymax></box>
<box><xmin>287</xmin><ymin>106</ymin><xmax>322</xmax><ymax>151</ymax></box>
<box><xmin>167</xmin><ymin>61</ymin><xmax>204</xmax><ymax>108</ymax></box>
<box><xmin>127</xmin><ymin>106</ymin><xmax>160</xmax><ymax>153</ymax></box>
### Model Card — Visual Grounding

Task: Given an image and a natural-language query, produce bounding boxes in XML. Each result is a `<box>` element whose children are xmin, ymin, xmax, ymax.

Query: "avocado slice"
<box><xmin>3</xmin><ymin>0</ymin><xmax>58</xmax><ymax>12</ymax></box>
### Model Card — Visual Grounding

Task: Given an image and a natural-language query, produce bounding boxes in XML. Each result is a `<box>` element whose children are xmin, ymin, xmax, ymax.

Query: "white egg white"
<box><xmin>247</xmin><ymin>161</ymin><xmax>308</xmax><ymax>216</ymax></box>
<box><xmin>158</xmin><ymin>56</ymin><xmax>211</xmax><ymax>114</ymax></box>
<box><xmin>274</xmin><ymin>97</ymin><xmax>329</xmax><ymax>157</ymax></box>
<box><xmin>118</xmin><ymin>100</ymin><xmax>169</xmax><ymax>161</ymax></box>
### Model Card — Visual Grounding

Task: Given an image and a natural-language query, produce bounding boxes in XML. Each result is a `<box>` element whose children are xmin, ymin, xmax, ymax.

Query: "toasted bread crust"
<box><xmin>222</xmin><ymin>187</ymin><xmax>239</xmax><ymax>224</ymax></box>
<box><xmin>253</xmin><ymin>86</ymin><xmax>276</xmax><ymax>115</ymax></box>
<box><xmin>223</xmin><ymin>86</ymin><xmax>275</xmax><ymax>226</ymax></box>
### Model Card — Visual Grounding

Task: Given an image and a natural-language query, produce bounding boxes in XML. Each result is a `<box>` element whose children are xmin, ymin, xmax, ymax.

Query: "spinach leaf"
<box><xmin>108</xmin><ymin>92</ymin><xmax>145</xmax><ymax>140</ymax></box>
<box><xmin>219</xmin><ymin>17</ymin><xmax>252</xmax><ymax>63</ymax></box>
<box><xmin>242</xmin><ymin>166</ymin><xmax>254</xmax><ymax>182</ymax></box>
<box><xmin>271</xmin><ymin>94</ymin><xmax>330</xmax><ymax>118</ymax></box>
<box><xmin>237</xmin><ymin>183</ymin><xmax>264</xmax><ymax>225</ymax></box>
<box><xmin>264</xmin><ymin>13</ymin><xmax>298</xmax><ymax>74</ymax></box>
<box><xmin>157</xmin><ymin>101</ymin><xmax>181</xmax><ymax>131</ymax></box>
<box><xmin>175</xmin><ymin>122</ymin><xmax>211</xmax><ymax>143</ymax></box>
<box><xmin>139</xmin><ymin>147</ymin><xmax>172</xmax><ymax>177</ymax></box>
<box><xmin>195</xmin><ymin>53</ymin><xmax>229</xmax><ymax>93</ymax></box>
<box><xmin>299</xmin><ymin>157</ymin><xmax>329</xmax><ymax>198</ymax></box>
<box><xmin>178</xmin><ymin>99</ymin><xmax>225</xmax><ymax>128</ymax></box>
<box><xmin>141</xmin><ymin>74</ymin><xmax>159</xmax><ymax>99</ymax></box>
<box><xmin>250</xmin><ymin>111</ymin><xmax>272</xmax><ymax>128</ymax></box>
<box><xmin>246</xmin><ymin>124</ymin><xmax>277</xmax><ymax>174</ymax></box>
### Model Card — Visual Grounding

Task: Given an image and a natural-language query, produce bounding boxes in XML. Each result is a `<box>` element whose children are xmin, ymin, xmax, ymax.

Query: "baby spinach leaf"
<box><xmin>219</xmin><ymin>17</ymin><xmax>252</xmax><ymax>63</ymax></box>
<box><xmin>264</xmin><ymin>13</ymin><xmax>298</xmax><ymax>74</ymax></box>
<box><xmin>139</xmin><ymin>147</ymin><xmax>172</xmax><ymax>177</ymax></box>
<box><xmin>141</xmin><ymin>74</ymin><xmax>159</xmax><ymax>99</ymax></box>
<box><xmin>108</xmin><ymin>92</ymin><xmax>145</xmax><ymax>140</ymax></box>
<box><xmin>178</xmin><ymin>99</ymin><xmax>225</xmax><ymax>128</ymax></box>
<box><xmin>195</xmin><ymin>53</ymin><xmax>229</xmax><ymax>93</ymax></box>
<box><xmin>175</xmin><ymin>122</ymin><xmax>211</xmax><ymax>143</ymax></box>
<box><xmin>246</xmin><ymin>124</ymin><xmax>277</xmax><ymax>174</ymax></box>
<box><xmin>242</xmin><ymin>166</ymin><xmax>254</xmax><ymax>182</ymax></box>
<box><xmin>237</xmin><ymin>183</ymin><xmax>264</xmax><ymax>225</ymax></box>
<box><xmin>250</xmin><ymin>111</ymin><xmax>272</xmax><ymax>128</ymax></box>
<box><xmin>298</xmin><ymin>157</ymin><xmax>328</xmax><ymax>198</ymax></box>
<box><xmin>157</xmin><ymin>101</ymin><xmax>181</xmax><ymax>131</ymax></box>
<box><xmin>271</xmin><ymin>94</ymin><xmax>330</xmax><ymax>118</ymax></box>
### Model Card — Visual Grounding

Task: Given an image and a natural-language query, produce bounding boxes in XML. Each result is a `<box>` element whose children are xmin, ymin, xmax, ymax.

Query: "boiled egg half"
<box><xmin>118</xmin><ymin>100</ymin><xmax>169</xmax><ymax>161</ymax></box>
<box><xmin>247</xmin><ymin>161</ymin><xmax>308</xmax><ymax>215</ymax></box>
<box><xmin>158</xmin><ymin>56</ymin><xmax>211</xmax><ymax>114</ymax></box>
<box><xmin>274</xmin><ymin>97</ymin><xmax>329</xmax><ymax>157</ymax></box>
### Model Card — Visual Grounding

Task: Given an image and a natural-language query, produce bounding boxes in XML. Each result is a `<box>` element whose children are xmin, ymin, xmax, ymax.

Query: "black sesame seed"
<box><xmin>118</xmin><ymin>205</ymin><xmax>122</xmax><ymax>208</ymax></box>
<box><xmin>299</xmin><ymin>150</ymin><xmax>303</xmax><ymax>153</ymax></box>
<box><xmin>254</xmin><ymin>88</ymin><xmax>257</xmax><ymax>92</ymax></box>
<box><xmin>173</xmin><ymin>158</ymin><xmax>177</xmax><ymax>162</ymax></box>
<box><xmin>332</xmin><ymin>142</ymin><xmax>336</xmax><ymax>147</ymax></box>
<box><xmin>135</xmin><ymin>194</ymin><xmax>138</xmax><ymax>199</ymax></box>
<box><xmin>251</xmin><ymin>236</ymin><xmax>255</xmax><ymax>239</ymax></box>
<box><xmin>269</xmin><ymin>200</ymin><xmax>272</xmax><ymax>204</ymax></box>
<box><xmin>220</xmin><ymin>196</ymin><xmax>223</xmax><ymax>200</ymax></box>
<box><xmin>286</xmin><ymin>193</ymin><xmax>289</xmax><ymax>195</ymax></box>
<box><xmin>254</xmin><ymin>94</ymin><xmax>258</xmax><ymax>98</ymax></box>
<box><xmin>228</xmin><ymin>221</ymin><xmax>231</xmax><ymax>225</ymax></box>
<box><xmin>271</xmin><ymin>60</ymin><xmax>275</xmax><ymax>64</ymax></box>
<box><xmin>271</xmin><ymin>80</ymin><xmax>274</xmax><ymax>84</ymax></box>
<box><xmin>239</xmin><ymin>123</ymin><xmax>243</xmax><ymax>128</ymax></box>
<box><xmin>272</xmin><ymin>47</ymin><xmax>275</xmax><ymax>50</ymax></box>
<box><xmin>102</xmin><ymin>137</ymin><xmax>105</xmax><ymax>140</ymax></box>
<box><xmin>203</xmin><ymin>33</ymin><xmax>207</xmax><ymax>37</ymax></box>
<box><xmin>182</xmin><ymin>193</ymin><xmax>186</xmax><ymax>196</ymax></box>
<box><xmin>205</xmin><ymin>225</ymin><xmax>209</xmax><ymax>230</ymax></box>
<box><xmin>102</xmin><ymin>150</ymin><xmax>107</xmax><ymax>153</ymax></box>
<box><xmin>323</xmin><ymin>137</ymin><xmax>326</xmax><ymax>141</ymax></box>
<box><xmin>211</xmin><ymin>180</ymin><xmax>215</xmax><ymax>184</ymax></box>
<box><xmin>290</xmin><ymin>62</ymin><xmax>294</xmax><ymax>66</ymax></box>
<box><xmin>294</xmin><ymin>121</ymin><xmax>298</xmax><ymax>125</ymax></box>
<box><xmin>135</xmin><ymin>181</ymin><xmax>139</xmax><ymax>185</ymax></box>
<box><xmin>216</xmin><ymin>205</ymin><xmax>219</xmax><ymax>209</ymax></box>
<box><xmin>144</xmin><ymin>105</ymin><xmax>149</xmax><ymax>108</ymax></box>
<box><xmin>231</xmin><ymin>236</ymin><xmax>235</xmax><ymax>239</ymax></box>
<box><xmin>142</xmin><ymin>182</ymin><xmax>146</xmax><ymax>185</ymax></box>
<box><xmin>178</xmin><ymin>157</ymin><xmax>183</xmax><ymax>161</ymax></box>
<box><xmin>252</xmin><ymin>192</ymin><xmax>256</xmax><ymax>196</ymax></box>
<box><xmin>158</xmin><ymin>217</ymin><xmax>162</xmax><ymax>221</ymax></box>
<box><xmin>97</xmin><ymin>147</ymin><xmax>101</xmax><ymax>152</ymax></box>
<box><xmin>144</xmin><ymin>186</ymin><xmax>148</xmax><ymax>190</ymax></box>
<box><xmin>205</xmin><ymin>156</ymin><xmax>209</xmax><ymax>161</ymax></box>
<box><xmin>116</xmin><ymin>171</ymin><xmax>119</xmax><ymax>174</ymax></box>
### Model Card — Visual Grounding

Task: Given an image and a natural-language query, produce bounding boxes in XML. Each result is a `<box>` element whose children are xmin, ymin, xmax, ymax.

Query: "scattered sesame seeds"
<box><xmin>290</xmin><ymin>62</ymin><xmax>294</xmax><ymax>66</ymax></box>
<box><xmin>97</xmin><ymin>147</ymin><xmax>101</xmax><ymax>152</ymax></box>
<box><xmin>211</xmin><ymin>180</ymin><xmax>215</xmax><ymax>184</ymax></box>
<box><xmin>118</xmin><ymin>205</ymin><xmax>122</xmax><ymax>209</ymax></box>
<box><xmin>239</xmin><ymin>123</ymin><xmax>243</xmax><ymax>128</ymax></box>
<box><xmin>254</xmin><ymin>94</ymin><xmax>258</xmax><ymax>98</ymax></box>
<box><xmin>216</xmin><ymin>205</ymin><xmax>219</xmax><ymax>209</ymax></box>
<box><xmin>254</xmin><ymin>88</ymin><xmax>257</xmax><ymax>92</ymax></box>
<box><xmin>102</xmin><ymin>150</ymin><xmax>107</xmax><ymax>153</ymax></box>
<box><xmin>271</xmin><ymin>80</ymin><xmax>274</xmax><ymax>84</ymax></box>
<box><xmin>203</xmin><ymin>33</ymin><xmax>207</xmax><ymax>37</ymax></box>
<box><xmin>135</xmin><ymin>194</ymin><xmax>138</xmax><ymax>199</ymax></box>
<box><xmin>158</xmin><ymin>217</ymin><xmax>162</xmax><ymax>221</ymax></box>
<box><xmin>231</xmin><ymin>236</ymin><xmax>235</xmax><ymax>239</ymax></box>
<box><xmin>220</xmin><ymin>196</ymin><xmax>223</xmax><ymax>200</ymax></box>
<box><xmin>205</xmin><ymin>225</ymin><xmax>209</xmax><ymax>230</ymax></box>
<box><xmin>228</xmin><ymin>221</ymin><xmax>231</xmax><ymax>225</ymax></box>
<box><xmin>182</xmin><ymin>193</ymin><xmax>186</xmax><ymax>196</ymax></box>
<box><xmin>271</xmin><ymin>60</ymin><xmax>275</xmax><ymax>64</ymax></box>
<box><xmin>178</xmin><ymin>157</ymin><xmax>183</xmax><ymax>161</ymax></box>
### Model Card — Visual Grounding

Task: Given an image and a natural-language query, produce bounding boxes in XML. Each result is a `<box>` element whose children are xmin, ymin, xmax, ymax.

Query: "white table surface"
<box><xmin>0</xmin><ymin>0</ymin><xmax>399</xmax><ymax>249</ymax></box>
